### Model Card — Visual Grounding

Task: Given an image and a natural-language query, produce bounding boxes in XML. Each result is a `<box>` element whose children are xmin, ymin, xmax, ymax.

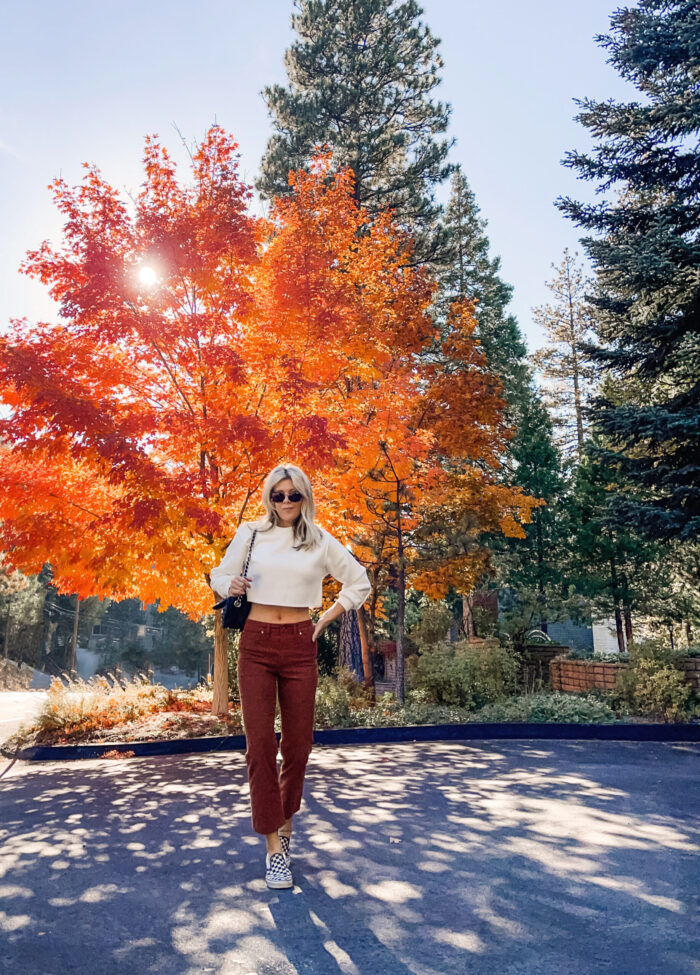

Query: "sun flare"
<box><xmin>137</xmin><ymin>265</ymin><xmax>158</xmax><ymax>287</ymax></box>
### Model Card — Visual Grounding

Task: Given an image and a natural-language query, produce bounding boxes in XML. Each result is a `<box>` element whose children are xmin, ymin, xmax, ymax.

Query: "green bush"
<box><xmin>316</xmin><ymin>690</ymin><xmax>618</xmax><ymax>728</ymax></box>
<box><xmin>563</xmin><ymin>647</ymin><xmax>629</xmax><ymax>663</ymax></box>
<box><xmin>615</xmin><ymin>638</ymin><xmax>692</xmax><ymax>722</ymax></box>
<box><xmin>406</xmin><ymin>601</ymin><xmax>455</xmax><ymax>652</ymax></box>
<box><xmin>408</xmin><ymin>642</ymin><xmax>519</xmax><ymax>709</ymax></box>
<box><xmin>475</xmin><ymin>692</ymin><xmax>618</xmax><ymax>724</ymax></box>
<box><xmin>639</xmin><ymin>661</ymin><xmax>691</xmax><ymax>722</ymax></box>
<box><xmin>314</xmin><ymin>675</ymin><xmax>352</xmax><ymax>729</ymax></box>
<box><xmin>313</xmin><ymin>667</ymin><xmax>373</xmax><ymax>729</ymax></box>
<box><xmin>349</xmin><ymin>699</ymin><xmax>476</xmax><ymax>727</ymax></box>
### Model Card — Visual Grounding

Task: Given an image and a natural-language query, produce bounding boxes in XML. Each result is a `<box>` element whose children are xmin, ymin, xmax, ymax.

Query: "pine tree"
<box><xmin>433</xmin><ymin>168</ymin><xmax>560</xmax><ymax>638</ymax></box>
<box><xmin>644</xmin><ymin>543</ymin><xmax>700</xmax><ymax>647</ymax></box>
<box><xmin>0</xmin><ymin>557</ymin><xmax>34</xmax><ymax>660</ymax></box>
<box><xmin>490</xmin><ymin>384</ymin><xmax>580</xmax><ymax>643</ymax></box>
<box><xmin>435</xmin><ymin>166</ymin><xmax>530</xmax><ymax>413</ymax></box>
<box><xmin>258</xmin><ymin>0</ymin><xmax>453</xmax><ymax>262</ymax></box>
<box><xmin>558</xmin><ymin>0</ymin><xmax>700</xmax><ymax>541</ymax></box>
<box><xmin>532</xmin><ymin>250</ymin><xmax>597</xmax><ymax>460</ymax></box>
<box><xmin>567</xmin><ymin>442</ymin><xmax>666</xmax><ymax>652</ymax></box>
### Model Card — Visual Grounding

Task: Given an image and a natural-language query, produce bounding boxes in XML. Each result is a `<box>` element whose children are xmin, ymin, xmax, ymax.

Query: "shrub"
<box><xmin>34</xmin><ymin>672</ymin><xmax>169</xmax><ymax>737</ymax></box>
<box><xmin>349</xmin><ymin>700</ymin><xmax>476</xmax><ymax>728</ymax></box>
<box><xmin>475</xmin><ymin>692</ymin><xmax>617</xmax><ymax>725</ymax></box>
<box><xmin>615</xmin><ymin>638</ymin><xmax>692</xmax><ymax>722</ymax></box>
<box><xmin>408</xmin><ymin>642</ymin><xmax>519</xmax><ymax>709</ymax></box>
<box><xmin>313</xmin><ymin>667</ymin><xmax>373</xmax><ymax>729</ymax></box>
<box><xmin>320</xmin><ymin>691</ymin><xmax>619</xmax><ymax>728</ymax></box>
<box><xmin>406</xmin><ymin>601</ymin><xmax>455</xmax><ymax>652</ymax></box>
<box><xmin>8</xmin><ymin>673</ymin><xmax>224</xmax><ymax>746</ymax></box>
<box><xmin>563</xmin><ymin>647</ymin><xmax>629</xmax><ymax>663</ymax></box>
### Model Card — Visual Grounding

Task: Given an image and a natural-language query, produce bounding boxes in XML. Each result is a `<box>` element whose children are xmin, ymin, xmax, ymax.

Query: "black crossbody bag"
<box><xmin>212</xmin><ymin>529</ymin><xmax>258</xmax><ymax>630</ymax></box>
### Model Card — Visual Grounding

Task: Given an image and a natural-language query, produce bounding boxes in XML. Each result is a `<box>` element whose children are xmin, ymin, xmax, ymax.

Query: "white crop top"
<box><xmin>210</xmin><ymin>522</ymin><xmax>371</xmax><ymax>612</ymax></box>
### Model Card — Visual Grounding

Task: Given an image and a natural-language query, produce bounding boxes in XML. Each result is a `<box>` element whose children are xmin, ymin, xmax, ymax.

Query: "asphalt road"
<box><xmin>0</xmin><ymin>690</ymin><xmax>48</xmax><ymax>745</ymax></box>
<box><xmin>0</xmin><ymin>740</ymin><xmax>698</xmax><ymax>975</ymax></box>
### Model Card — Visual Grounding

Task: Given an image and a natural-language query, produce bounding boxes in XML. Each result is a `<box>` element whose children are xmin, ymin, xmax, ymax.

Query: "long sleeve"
<box><xmin>323</xmin><ymin>531</ymin><xmax>371</xmax><ymax>612</ymax></box>
<box><xmin>210</xmin><ymin>523</ymin><xmax>254</xmax><ymax>599</ymax></box>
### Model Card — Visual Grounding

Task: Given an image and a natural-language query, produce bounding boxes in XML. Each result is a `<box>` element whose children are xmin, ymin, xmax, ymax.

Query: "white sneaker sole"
<box><xmin>266</xmin><ymin>876</ymin><xmax>293</xmax><ymax>889</ymax></box>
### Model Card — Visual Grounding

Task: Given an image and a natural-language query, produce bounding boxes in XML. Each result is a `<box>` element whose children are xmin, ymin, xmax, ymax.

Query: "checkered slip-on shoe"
<box><xmin>279</xmin><ymin>832</ymin><xmax>291</xmax><ymax>865</ymax></box>
<box><xmin>265</xmin><ymin>852</ymin><xmax>293</xmax><ymax>890</ymax></box>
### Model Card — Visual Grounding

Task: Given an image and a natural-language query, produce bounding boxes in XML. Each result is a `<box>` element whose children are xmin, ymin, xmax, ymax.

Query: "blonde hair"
<box><xmin>249</xmin><ymin>464</ymin><xmax>323</xmax><ymax>551</ymax></box>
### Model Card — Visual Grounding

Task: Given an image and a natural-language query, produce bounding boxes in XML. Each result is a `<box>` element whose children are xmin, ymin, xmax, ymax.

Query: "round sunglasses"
<box><xmin>271</xmin><ymin>491</ymin><xmax>304</xmax><ymax>503</ymax></box>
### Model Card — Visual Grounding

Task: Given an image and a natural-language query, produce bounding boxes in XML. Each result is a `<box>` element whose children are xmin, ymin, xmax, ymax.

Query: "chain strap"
<box><xmin>232</xmin><ymin>529</ymin><xmax>257</xmax><ymax>607</ymax></box>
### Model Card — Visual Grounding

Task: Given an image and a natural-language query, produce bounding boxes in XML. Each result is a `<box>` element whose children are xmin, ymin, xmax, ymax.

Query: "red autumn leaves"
<box><xmin>0</xmin><ymin>127</ymin><xmax>538</xmax><ymax>616</ymax></box>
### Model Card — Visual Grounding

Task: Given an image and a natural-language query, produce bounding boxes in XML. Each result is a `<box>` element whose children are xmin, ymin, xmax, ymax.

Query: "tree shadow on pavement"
<box><xmin>0</xmin><ymin>740</ymin><xmax>698</xmax><ymax>975</ymax></box>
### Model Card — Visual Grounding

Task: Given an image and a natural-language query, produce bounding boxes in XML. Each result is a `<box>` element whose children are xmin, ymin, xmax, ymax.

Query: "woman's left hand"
<box><xmin>312</xmin><ymin>617</ymin><xmax>329</xmax><ymax>642</ymax></box>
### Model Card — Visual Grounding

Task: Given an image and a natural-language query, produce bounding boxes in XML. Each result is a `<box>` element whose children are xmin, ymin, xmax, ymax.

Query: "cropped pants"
<box><xmin>237</xmin><ymin>618</ymin><xmax>318</xmax><ymax>835</ymax></box>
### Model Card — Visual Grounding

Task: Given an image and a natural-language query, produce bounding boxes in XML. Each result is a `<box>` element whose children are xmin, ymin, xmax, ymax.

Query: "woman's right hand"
<box><xmin>227</xmin><ymin>575</ymin><xmax>251</xmax><ymax>597</ymax></box>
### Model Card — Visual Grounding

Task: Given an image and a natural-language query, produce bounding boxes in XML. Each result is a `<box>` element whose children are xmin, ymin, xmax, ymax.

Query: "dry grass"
<box><xmin>7</xmin><ymin>672</ymin><xmax>242</xmax><ymax>748</ymax></box>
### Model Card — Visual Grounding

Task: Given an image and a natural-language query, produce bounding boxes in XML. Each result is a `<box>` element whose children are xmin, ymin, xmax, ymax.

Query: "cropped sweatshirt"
<box><xmin>209</xmin><ymin>522</ymin><xmax>371</xmax><ymax>612</ymax></box>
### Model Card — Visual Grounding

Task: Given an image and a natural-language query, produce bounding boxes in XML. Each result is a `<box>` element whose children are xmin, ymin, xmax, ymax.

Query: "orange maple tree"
<box><xmin>257</xmin><ymin>165</ymin><xmax>539</xmax><ymax>697</ymax></box>
<box><xmin>325</xmin><ymin>299</ymin><xmax>538</xmax><ymax>699</ymax></box>
<box><xmin>0</xmin><ymin>127</ymin><xmax>536</xmax><ymax>710</ymax></box>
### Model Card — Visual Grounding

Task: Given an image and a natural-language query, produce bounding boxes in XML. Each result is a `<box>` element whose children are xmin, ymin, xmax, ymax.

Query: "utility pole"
<box><xmin>71</xmin><ymin>595</ymin><xmax>81</xmax><ymax>672</ymax></box>
<box><xmin>3</xmin><ymin>599</ymin><xmax>11</xmax><ymax>658</ymax></box>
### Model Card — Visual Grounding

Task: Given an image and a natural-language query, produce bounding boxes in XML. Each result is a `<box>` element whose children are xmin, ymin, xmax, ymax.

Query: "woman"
<box><xmin>210</xmin><ymin>464</ymin><xmax>371</xmax><ymax>890</ymax></box>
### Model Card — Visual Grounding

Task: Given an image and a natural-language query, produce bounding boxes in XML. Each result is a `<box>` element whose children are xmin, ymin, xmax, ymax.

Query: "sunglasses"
<box><xmin>271</xmin><ymin>491</ymin><xmax>304</xmax><ymax>503</ymax></box>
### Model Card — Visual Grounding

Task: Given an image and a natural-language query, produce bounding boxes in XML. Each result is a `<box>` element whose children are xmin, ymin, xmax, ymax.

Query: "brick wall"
<box><xmin>550</xmin><ymin>656</ymin><xmax>700</xmax><ymax>694</ymax></box>
<box><xmin>550</xmin><ymin>658</ymin><xmax>623</xmax><ymax>693</ymax></box>
<box><xmin>682</xmin><ymin>657</ymin><xmax>700</xmax><ymax>691</ymax></box>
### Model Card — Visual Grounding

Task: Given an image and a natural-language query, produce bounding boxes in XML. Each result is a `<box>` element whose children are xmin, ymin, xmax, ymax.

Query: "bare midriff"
<box><xmin>247</xmin><ymin>603</ymin><xmax>311</xmax><ymax>623</ymax></box>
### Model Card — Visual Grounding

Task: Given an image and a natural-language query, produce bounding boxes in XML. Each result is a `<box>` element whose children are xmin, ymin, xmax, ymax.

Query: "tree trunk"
<box><xmin>623</xmin><ymin>602</ymin><xmax>633</xmax><ymax>645</ymax></box>
<box><xmin>608</xmin><ymin>546</ymin><xmax>626</xmax><ymax>653</ymax></box>
<box><xmin>395</xmin><ymin>560</ymin><xmax>406</xmax><ymax>704</ymax></box>
<box><xmin>394</xmin><ymin>493</ymin><xmax>406</xmax><ymax>703</ymax></box>
<box><xmin>613</xmin><ymin>603</ymin><xmax>625</xmax><ymax>654</ymax></box>
<box><xmin>619</xmin><ymin>572</ymin><xmax>633</xmax><ymax>645</ymax></box>
<box><xmin>535</xmin><ymin>509</ymin><xmax>548</xmax><ymax>634</ymax></box>
<box><xmin>462</xmin><ymin>592</ymin><xmax>474</xmax><ymax>640</ymax></box>
<box><xmin>339</xmin><ymin>609</ymin><xmax>364</xmax><ymax>681</ymax></box>
<box><xmin>212</xmin><ymin>609</ymin><xmax>229</xmax><ymax>715</ymax></box>
<box><xmin>70</xmin><ymin>596</ymin><xmax>80</xmax><ymax>673</ymax></box>
<box><xmin>566</xmin><ymin>262</ymin><xmax>586</xmax><ymax>458</ymax></box>
<box><xmin>356</xmin><ymin>606</ymin><xmax>374</xmax><ymax>690</ymax></box>
<box><xmin>366</xmin><ymin>568</ymin><xmax>380</xmax><ymax>649</ymax></box>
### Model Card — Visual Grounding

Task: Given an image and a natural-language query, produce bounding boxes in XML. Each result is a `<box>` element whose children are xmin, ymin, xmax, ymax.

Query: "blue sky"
<box><xmin>0</xmin><ymin>0</ymin><xmax>636</xmax><ymax>351</ymax></box>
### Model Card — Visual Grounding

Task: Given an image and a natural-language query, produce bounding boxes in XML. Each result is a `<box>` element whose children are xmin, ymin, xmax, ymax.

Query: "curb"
<box><xmin>5</xmin><ymin>721</ymin><xmax>700</xmax><ymax>762</ymax></box>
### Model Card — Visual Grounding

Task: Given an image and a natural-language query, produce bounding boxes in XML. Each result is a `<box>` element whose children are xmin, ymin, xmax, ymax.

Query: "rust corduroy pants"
<box><xmin>237</xmin><ymin>618</ymin><xmax>318</xmax><ymax>835</ymax></box>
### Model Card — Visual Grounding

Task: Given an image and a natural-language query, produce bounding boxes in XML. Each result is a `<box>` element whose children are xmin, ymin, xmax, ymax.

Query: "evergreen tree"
<box><xmin>0</xmin><ymin>558</ymin><xmax>43</xmax><ymax>661</ymax></box>
<box><xmin>152</xmin><ymin>605</ymin><xmax>212</xmax><ymax>677</ymax></box>
<box><xmin>258</xmin><ymin>0</ymin><xmax>453</xmax><ymax>262</ymax></box>
<box><xmin>492</xmin><ymin>385</ymin><xmax>581</xmax><ymax>642</ymax></box>
<box><xmin>502</xmin><ymin>390</ymin><xmax>566</xmax><ymax>597</ymax></box>
<box><xmin>532</xmin><ymin>249</ymin><xmax>597</xmax><ymax>459</ymax></box>
<box><xmin>558</xmin><ymin>0</ymin><xmax>700</xmax><ymax>541</ymax></box>
<box><xmin>566</xmin><ymin>437</ymin><xmax>675</xmax><ymax>651</ymax></box>
<box><xmin>635</xmin><ymin>541</ymin><xmax>700</xmax><ymax>647</ymax></box>
<box><xmin>433</xmin><ymin>169</ymin><xmax>568</xmax><ymax>637</ymax></box>
<box><xmin>435</xmin><ymin>166</ymin><xmax>530</xmax><ymax>413</ymax></box>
